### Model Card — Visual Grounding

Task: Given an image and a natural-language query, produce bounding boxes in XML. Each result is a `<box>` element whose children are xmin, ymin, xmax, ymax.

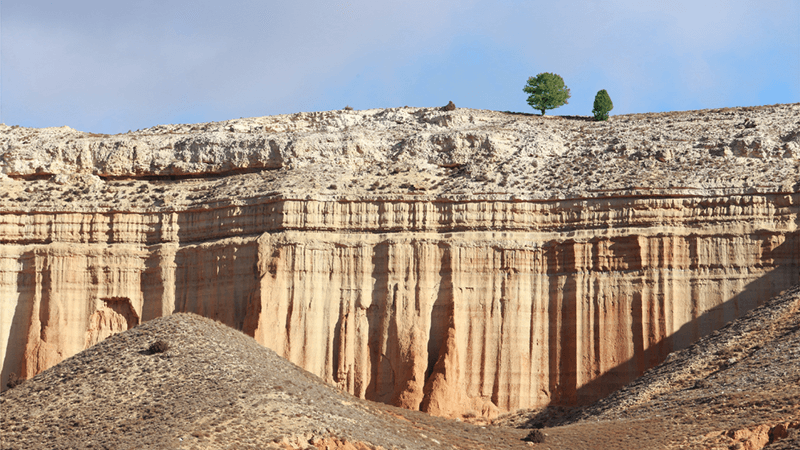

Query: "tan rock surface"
<box><xmin>1</xmin><ymin>104</ymin><xmax>799</xmax><ymax>418</ymax></box>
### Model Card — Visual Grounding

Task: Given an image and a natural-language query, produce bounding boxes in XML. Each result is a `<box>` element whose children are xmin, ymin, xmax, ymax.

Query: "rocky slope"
<box><xmin>1</xmin><ymin>103</ymin><xmax>799</xmax><ymax>418</ymax></box>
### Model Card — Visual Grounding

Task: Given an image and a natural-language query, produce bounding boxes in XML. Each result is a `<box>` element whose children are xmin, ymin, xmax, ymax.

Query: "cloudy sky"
<box><xmin>2</xmin><ymin>1</ymin><xmax>798</xmax><ymax>133</ymax></box>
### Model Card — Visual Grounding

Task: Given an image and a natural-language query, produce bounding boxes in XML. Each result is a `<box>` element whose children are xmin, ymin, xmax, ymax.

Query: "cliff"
<box><xmin>1</xmin><ymin>103</ymin><xmax>799</xmax><ymax>418</ymax></box>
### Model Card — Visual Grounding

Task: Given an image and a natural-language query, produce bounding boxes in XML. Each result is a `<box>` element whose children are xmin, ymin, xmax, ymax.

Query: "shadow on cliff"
<box><xmin>364</xmin><ymin>241</ymin><xmax>398</xmax><ymax>405</ymax></box>
<box><xmin>527</xmin><ymin>233</ymin><xmax>800</xmax><ymax>427</ymax></box>
<box><xmin>1</xmin><ymin>252</ymin><xmax>35</xmax><ymax>391</ymax></box>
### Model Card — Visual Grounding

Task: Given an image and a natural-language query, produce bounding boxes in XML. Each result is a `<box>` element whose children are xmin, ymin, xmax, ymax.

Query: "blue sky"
<box><xmin>2</xmin><ymin>1</ymin><xmax>798</xmax><ymax>133</ymax></box>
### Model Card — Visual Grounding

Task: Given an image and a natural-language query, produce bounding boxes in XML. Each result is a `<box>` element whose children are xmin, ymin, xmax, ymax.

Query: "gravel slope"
<box><xmin>0</xmin><ymin>313</ymin><xmax>533</xmax><ymax>450</ymax></box>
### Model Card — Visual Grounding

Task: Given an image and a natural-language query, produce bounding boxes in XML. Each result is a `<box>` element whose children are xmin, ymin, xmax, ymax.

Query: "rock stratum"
<box><xmin>1</xmin><ymin>103</ymin><xmax>799</xmax><ymax>419</ymax></box>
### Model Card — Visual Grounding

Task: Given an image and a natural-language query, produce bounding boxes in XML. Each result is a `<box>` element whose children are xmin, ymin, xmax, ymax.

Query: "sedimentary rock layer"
<box><xmin>1</xmin><ymin>103</ymin><xmax>799</xmax><ymax>418</ymax></box>
<box><xmin>1</xmin><ymin>194</ymin><xmax>797</xmax><ymax>417</ymax></box>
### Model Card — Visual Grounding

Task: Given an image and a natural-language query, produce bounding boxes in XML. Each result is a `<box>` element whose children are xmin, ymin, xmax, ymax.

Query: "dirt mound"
<box><xmin>0</xmin><ymin>313</ymin><xmax>531</xmax><ymax>449</ymax></box>
<box><xmin>497</xmin><ymin>283</ymin><xmax>800</xmax><ymax>449</ymax></box>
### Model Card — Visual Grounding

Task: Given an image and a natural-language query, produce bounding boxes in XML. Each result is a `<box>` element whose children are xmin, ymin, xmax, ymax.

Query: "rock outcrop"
<box><xmin>1</xmin><ymin>104</ymin><xmax>799</xmax><ymax>419</ymax></box>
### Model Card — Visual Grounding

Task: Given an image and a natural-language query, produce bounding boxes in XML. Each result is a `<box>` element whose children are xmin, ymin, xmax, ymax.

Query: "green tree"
<box><xmin>592</xmin><ymin>89</ymin><xmax>613</xmax><ymax>121</ymax></box>
<box><xmin>523</xmin><ymin>73</ymin><xmax>570</xmax><ymax>115</ymax></box>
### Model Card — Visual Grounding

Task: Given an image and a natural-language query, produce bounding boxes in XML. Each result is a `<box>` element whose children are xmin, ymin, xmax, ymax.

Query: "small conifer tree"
<box><xmin>523</xmin><ymin>73</ymin><xmax>570</xmax><ymax>115</ymax></box>
<box><xmin>592</xmin><ymin>89</ymin><xmax>613</xmax><ymax>121</ymax></box>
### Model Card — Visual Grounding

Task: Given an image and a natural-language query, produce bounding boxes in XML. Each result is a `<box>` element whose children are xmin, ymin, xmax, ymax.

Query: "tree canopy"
<box><xmin>592</xmin><ymin>89</ymin><xmax>614</xmax><ymax>121</ymax></box>
<box><xmin>523</xmin><ymin>73</ymin><xmax>570</xmax><ymax>115</ymax></box>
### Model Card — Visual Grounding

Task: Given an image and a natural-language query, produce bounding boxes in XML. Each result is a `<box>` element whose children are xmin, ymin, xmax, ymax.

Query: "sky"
<box><xmin>1</xmin><ymin>1</ymin><xmax>798</xmax><ymax>134</ymax></box>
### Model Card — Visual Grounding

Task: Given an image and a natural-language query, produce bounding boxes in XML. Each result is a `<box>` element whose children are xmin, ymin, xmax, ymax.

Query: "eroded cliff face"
<box><xmin>1</xmin><ymin>104</ymin><xmax>799</xmax><ymax>418</ymax></box>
